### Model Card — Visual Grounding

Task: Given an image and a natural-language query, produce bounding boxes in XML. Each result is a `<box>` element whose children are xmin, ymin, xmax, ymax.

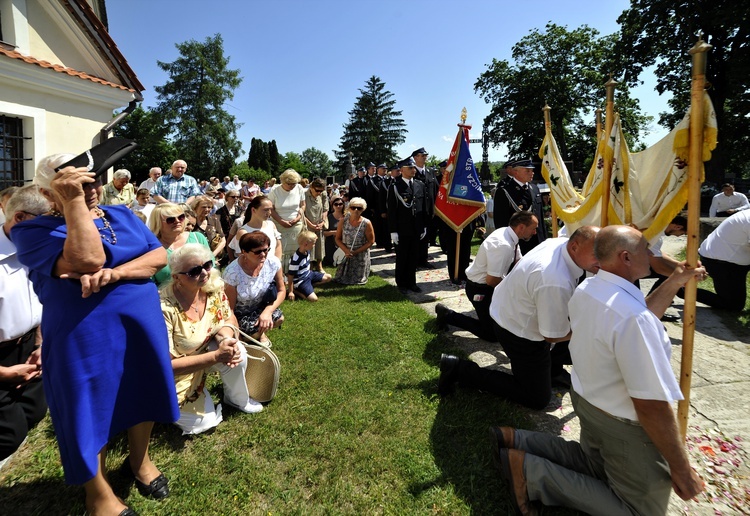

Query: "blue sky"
<box><xmin>106</xmin><ymin>0</ymin><xmax>671</xmax><ymax>165</ymax></box>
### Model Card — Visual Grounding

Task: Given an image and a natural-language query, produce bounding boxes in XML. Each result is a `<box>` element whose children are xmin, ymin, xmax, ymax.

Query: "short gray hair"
<box><xmin>164</xmin><ymin>243</ymin><xmax>223</xmax><ymax>294</ymax></box>
<box><xmin>4</xmin><ymin>184</ymin><xmax>50</xmax><ymax>219</ymax></box>
<box><xmin>113</xmin><ymin>169</ymin><xmax>131</xmax><ymax>180</ymax></box>
<box><xmin>34</xmin><ymin>153</ymin><xmax>76</xmax><ymax>190</ymax></box>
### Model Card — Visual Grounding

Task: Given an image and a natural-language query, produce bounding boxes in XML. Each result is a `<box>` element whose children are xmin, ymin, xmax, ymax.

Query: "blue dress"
<box><xmin>12</xmin><ymin>205</ymin><xmax>179</xmax><ymax>484</ymax></box>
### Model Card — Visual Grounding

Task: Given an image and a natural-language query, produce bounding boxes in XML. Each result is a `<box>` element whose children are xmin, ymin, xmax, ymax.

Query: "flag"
<box><xmin>435</xmin><ymin>126</ymin><xmax>486</xmax><ymax>232</ymax></box>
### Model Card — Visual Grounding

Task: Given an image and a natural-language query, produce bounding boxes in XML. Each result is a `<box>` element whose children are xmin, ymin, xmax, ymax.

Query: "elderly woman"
<box><xmin>149</xmin><ymin>203</ymin><xmax>211</xmax><ymax>286</ymax></box>
<box><xmin>223</xmin><ymin>232</ymin><xmax>285</xmax><ymax>343</ymax></box>
<box><xmin>160</xmin><ymin>244</ymin><xmax>263</xmax><ymax>436</ymax></box>
<box><xmin>100</xmin><ymin>168</ymin><xmax>135</xmax><ymax>206</ymax></box>
<box><xmin>322</xmin><ymin>196</ymin><xmax>345</xmax><ymax>267</ymax></box>
<box><xmin>12</xmin><ymin>155</ymin><xmax>179</xmax><ymax>515</ymax></box>
<box><xmin>268</xmin><ymin>169</ymin><xmax>305</xmax><ymax>272</ymax></box>
<box><xmin>228</xmin><ymin>195</ymin><xmax>282</xmax><ymax>263</ymax></box>
<box><xmin>334</xmin><ymin>196</ymin><xmax>375</xmax><ymax>285</ymax></box>
<box><xmin>303</xmin><ymin>178</ymin><xmax>329</xmax><ymax>271</ymax></box>
<box><xmin>189</xmin><ymin>196</ymin><xmax>226</xmax><ymax>259</ymax></box>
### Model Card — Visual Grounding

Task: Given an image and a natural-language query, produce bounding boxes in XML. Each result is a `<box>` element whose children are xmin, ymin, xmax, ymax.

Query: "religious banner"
<box><xmin>435</xmin><ymin>125</ymin><xmax>486</xmax><ymax>232</ymax></box>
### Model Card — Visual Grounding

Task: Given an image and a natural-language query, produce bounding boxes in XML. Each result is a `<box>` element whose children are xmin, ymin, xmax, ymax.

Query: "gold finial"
<box><xmin>460</xmin><ymin>107</ymin><xmax>467</xmax><ymax>123</ymax></box>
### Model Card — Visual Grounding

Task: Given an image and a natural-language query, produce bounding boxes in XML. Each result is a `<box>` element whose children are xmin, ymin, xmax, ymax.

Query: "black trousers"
<box><xmin>696</xmin><ymin>256</ymin><xmax>750</xmax><ymax>311</ymax></box>
<box><xmin>0</xmin><ymin>329</ymin><xmax>47</xmax><ymax>460</ymax></box>
<box><xmin>457</xmin><ymin>323</ymin><xmax>571</xmax><ymax>410</ymax></box>
<box><xmin>439</xmin><ymin>222</ymin><xmax>472</xmax><ymax>282</ymax></box>
<box><xmin>442</xmin><ymin>280</ymin><xmax>498</xmax><ymax>342</ymax></box>
<box><xmin>395</xmin><ymin>233</ymin><xmax>420</xmax><ymax>289</ymax></box>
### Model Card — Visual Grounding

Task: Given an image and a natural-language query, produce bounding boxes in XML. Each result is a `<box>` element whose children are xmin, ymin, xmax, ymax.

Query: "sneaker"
<box><xmin>225</xmin><ymin>397</ymin><xmax>264</xmax><ymax>414</ymax></box>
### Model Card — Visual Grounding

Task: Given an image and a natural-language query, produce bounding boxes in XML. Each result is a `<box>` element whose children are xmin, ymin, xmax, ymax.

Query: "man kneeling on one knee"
<box><xmin>438</xmin><ymin>226</ymin><xmax>601</xmax><ymax>409</ymax></box>
<box><xmin>489</xmin><ymin>225</ymin><xmax>706</xmax><ymax>515</ymax></box>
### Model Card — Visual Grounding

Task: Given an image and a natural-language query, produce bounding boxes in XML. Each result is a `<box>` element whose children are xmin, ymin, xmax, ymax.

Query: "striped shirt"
<box><xmin>150</xmin><ymin>174</ymin><xmax>201</xmax><ymax>203</ymax></box>
<box><xmin>288</xmin><ymin>249</ymin><xmax>311</xmax><ymax>286</ymax></box>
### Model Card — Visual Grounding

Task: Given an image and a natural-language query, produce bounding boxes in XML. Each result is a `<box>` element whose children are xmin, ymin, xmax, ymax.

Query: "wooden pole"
<box><xmin>595</xmin><ymin>108</ymin><xmax>603</xmax><ymax>141</ymax></box>
<box><xmin>600</xmin><ymin>78</ymin><xmax>617</xmax><ymax>227</ymax></box>
<box><xmin>542</xmin><ymin>104</ymin><xmax>558</xmax><ymax>237</ymax></box>
<box><xmin>677</xmin><ymin>38</ymin><xmax>712</xmax><ymax>439</ymax></box>
<box><xmin>453</xmin><ymin>232</ymin><xmax>461</xmax><ymax>281</ymax></box>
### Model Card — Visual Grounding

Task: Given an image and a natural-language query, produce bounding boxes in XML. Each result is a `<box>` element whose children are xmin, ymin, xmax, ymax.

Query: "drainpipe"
<box><xmin>99</xmin><ymin>98</ymin><xmax>140</xmax><ymax>143</ymax></box>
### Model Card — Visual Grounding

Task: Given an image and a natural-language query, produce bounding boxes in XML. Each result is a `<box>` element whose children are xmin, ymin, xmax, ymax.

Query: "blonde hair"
<box><xmin>148</xmin><ymin>202</ymin><xmax>185</xmax><ymax>237</ymax></box>
<box><xmin>347</xmin><ymin>196</ymin><xmax>367</xmax><ymax>214</ymax></box>
<box><xmin>297</xmin><ymin>230</ymin><xmax>318</xmax><ymax>245</ymax></box>
<box><xmin>279</xmin><ymin>169</ymin><xmax>301</xmax><ymax>185</ymax></box>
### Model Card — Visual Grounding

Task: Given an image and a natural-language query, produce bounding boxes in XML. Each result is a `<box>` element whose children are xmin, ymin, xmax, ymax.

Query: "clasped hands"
<box><xmin>214</xmin><ymin>336</ymin><xmax>242</xmax><ymax>368</ymax></box>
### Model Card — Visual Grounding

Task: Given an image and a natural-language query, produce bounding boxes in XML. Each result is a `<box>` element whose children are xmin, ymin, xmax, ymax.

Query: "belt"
<box><xmin>0</xmin><ymin>327</ymin><xmax>37</xmax><ymax>349</ymax></box>
<box><xmin>593</xmin><ymin>403</ymin><xmax>641</xmax><ymax>426</ymax></box>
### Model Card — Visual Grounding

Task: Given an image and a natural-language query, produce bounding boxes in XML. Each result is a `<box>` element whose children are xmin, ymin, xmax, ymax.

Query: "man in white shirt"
<box><xmin>138</xmin><ymin>167</ymin><xmax>162</xmax><ymax>202</ymax></box>
<box><xmin>708</xmin><ymin>183</ymin><xmax>749</xmax><ymax>217</ymax></box>
<box><xmin>435</xmin><ymin>212</ymin><xmax>538</xmax><ymax>343</ymax></box>
<box><xmin>438</xmin><ymin>227</ymin><xmax>600</xmax><ymax>409</ymax></box>
<box><xmin>490</xmin><ymin>225</ymin><xmax>705</xmax><ymax>515</ymax></box>
<box><xmin>691</xmin><ymin>210</ymin><xmax>750</xmax><ymax>311</ymax></box>
<box><xmin>0</xmin><ymin>185</ymin><xmax>48</xmax><ymax>464</ymax></box>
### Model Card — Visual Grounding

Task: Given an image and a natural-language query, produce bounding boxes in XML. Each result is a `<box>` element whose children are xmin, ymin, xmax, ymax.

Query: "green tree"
<box><xmin>229</xmin><ymin>161</ymin><xmax>272</xmax><ymax>183</ymax></box>
<box><xmin>154</xmin><ymin>33</ymin><xmax>243</xmax><ymax>178</ymax></box>
<box><xmin>474</xmin><ymin>23</ymin><xmax>651</xmax><ymax>173</ymax></box>
<box><xmin>112</xmin><ymin>105</ymin><xmax>177</xmax><ymax>185</ymax></box>
<box><xmin>280</xmin><ymin>152</ymin><xmax>306</xmax><ymax>176</ymax></box>
<box><xmin>268</xmin><ymin>140</ymin><xmax>281</xmax><ymax>175</ymax></box>
<box><xmin>301</xmin><ymin>147</ymin><xmax>334</xmax><ymax>179</ymax></box>
<box><xmin>335</xmin><ymin>76</ymin><xmax>408</xmax><ymax>171</ymax></box>
<box><xmin>617</xmin><ymin>0</ymin><xmax>750</xmax><ymax>181</ymax></box>
<box><xmin>248</xmin><ymin>138</ymin><xmax>271</xmax><ymax>172</ymax></box>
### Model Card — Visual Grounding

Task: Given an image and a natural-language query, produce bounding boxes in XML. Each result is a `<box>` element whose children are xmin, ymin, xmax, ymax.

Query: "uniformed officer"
<box><xmin>378</xmin><ymin>164</ymin><xmax>400</xmax><ymax>252</ymax></box>
<box><xmin>493</xmin><ymin>158</ymin><xmax>547</xmax><ymax>254</ymax></box>
<box><xmin>368</xmin><ymin>163</ymin><xmax>388</xmax><ymax>248</ymax></box>
<box><xmin>349</xmin><ymin>166</ymin><xmax>368</xmax><ymax>198</ymax></box>
<box><xmin>388</xmin><ymin>157</ymin><xmax>432</xmax><ymax>293</ymax></box>
<box><xmin>411</xmin><ymin>148</ymin><xmax>439</xmax><ymax>268</ymax></box>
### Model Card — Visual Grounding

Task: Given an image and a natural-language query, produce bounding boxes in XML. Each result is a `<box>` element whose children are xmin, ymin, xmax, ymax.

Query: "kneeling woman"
<box><xmin>160</xmin><ymin>244</ymin><xmax>263</xmax><ymax>435</ymax></box>
<box><xmin>223</xmin><ymin>232</ymin><xmax>285</xmax><ymax>343</ymax></box>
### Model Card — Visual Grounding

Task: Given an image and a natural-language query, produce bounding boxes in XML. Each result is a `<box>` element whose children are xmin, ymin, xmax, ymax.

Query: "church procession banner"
<box><xmin>539</xmin><ymin>92</ymin><xmax>717</xmax><ymax>241</ymax></box>
<box><xmin>435</xmin><ymin>125</ymin><xmax>486</xmax><ymax>232</ymax></box>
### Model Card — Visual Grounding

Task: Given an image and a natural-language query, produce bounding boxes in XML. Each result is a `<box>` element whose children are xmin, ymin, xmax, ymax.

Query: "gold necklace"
<box><xmin>47</xmin><ymin>207</ymin><xmax>117</xmax><ymax>244</ymax></box>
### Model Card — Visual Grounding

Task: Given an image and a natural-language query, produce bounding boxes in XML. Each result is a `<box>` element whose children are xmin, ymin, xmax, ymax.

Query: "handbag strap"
<box><xmin>347</xmin><ymin>216</ymin><xmax>364</xmax><ymax>248</ymax></box>
<box><xmin>212</xmin><ymin>323</ymin><xmax>270</xmax><ymax>362</ymax></box>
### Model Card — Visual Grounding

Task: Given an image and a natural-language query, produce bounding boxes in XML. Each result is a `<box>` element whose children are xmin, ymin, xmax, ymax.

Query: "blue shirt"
<box><xmin>151</xmin><ymin>174</ymin><xmax>201</xmax><ymax>203</ymax></box>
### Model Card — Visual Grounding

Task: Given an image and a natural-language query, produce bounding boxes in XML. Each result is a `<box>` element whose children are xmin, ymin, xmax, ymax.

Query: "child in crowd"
<box><xmin>287</xmin><ymin>230</ymin><xmax>331</xmax><ymax>302</ymax></box>
<box><xmin>130</xmin><ymin>188</ymin><xmax>154</xmax><ymax>223</ymax></box>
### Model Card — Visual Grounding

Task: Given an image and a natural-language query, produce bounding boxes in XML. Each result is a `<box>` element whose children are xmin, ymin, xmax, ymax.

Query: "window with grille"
<box><xmin>0</xmin><ymin>115</ymin><xmax>30</xmax><ymax>190</ymax></box>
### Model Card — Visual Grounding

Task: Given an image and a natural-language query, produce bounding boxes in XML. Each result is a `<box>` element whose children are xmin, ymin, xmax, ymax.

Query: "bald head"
<box><xmin>566</xmin><ymin>225</ymin><xmax>601</xmax><ymax>274</ymax></box>
<box><xmin>595</xmin><ymin>225</ymin><xmax>651</xmax><ymax>281</ymax></box>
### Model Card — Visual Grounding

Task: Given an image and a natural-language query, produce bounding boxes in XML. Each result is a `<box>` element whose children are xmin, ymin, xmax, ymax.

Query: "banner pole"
<box><xmin>542</xmin><ymin>104</ymin><xmax>558</xmax><ymax>237</ymax></box>
<box><xmin>678</xmin><ymin>37</ymin><xmax>712</xmax><ymax>439</ymax></box>
<box><xmin>454</xmin><ymin>232</ymin><xmax>461</xmax><ymax>281</ymax></box>
<box><xmin>601</xmin><ymin>78</ymin><xmax>617</xmax><ymax>227</ymax></box>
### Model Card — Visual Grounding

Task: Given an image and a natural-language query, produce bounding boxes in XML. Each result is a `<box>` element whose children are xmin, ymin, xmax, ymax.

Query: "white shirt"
<box><xmin>228</xmin><ymin>220</ymin><xmax>281</xmax><ymax>255</ymax></box>
<box><xmin>709</xmin><ymin>191</ymin><xmax>750</xmax><ymax>217</ymax></box>
<box><xmin>569</xmin><ymin>270</ymin><xmax>683</xmax><ymax>421</ymax></box>
<box><xmin>648</xmin><ymin>234</ymin><xmax>664</xmax><ymax>258</ymax></box>
<box><xmin>267</xmin><ymin>184</ymin><xmax>304</xmax><ymax>220</ymax></box>
<box><xmin>490</xmin><ymin>237</ymin><xmax>581</xmax><ymax>341</ymax></box>
<box><xmin>0</xmin><ymin>227</ymin><xmax>43</xmax><ymax>341</ymax></box>
<box><xmin>138</xmin><ymin>178</ymin><xmax>158</xmax><ymax>192</ymax></box>
<box><xmin>466</xmin><ymin>226</ymin><xmax>520</xmax><ymax>284</ymax></box>
<box><xmin>699</xmin><ymin>210</ymin><xmax>750</xmax><ymax>266</ymax></box>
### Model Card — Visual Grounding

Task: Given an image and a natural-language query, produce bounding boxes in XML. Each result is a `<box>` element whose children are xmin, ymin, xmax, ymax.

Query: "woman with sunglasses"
<box><xmin>12</xmin><ymin>155</ymin><xmax>179</xmax><ymax>515</ymax></box>
<box><xmin>148</xmin><ymin>203</ymin><xmax>212</xmax><ymax>286</ymax></box>
<box><xmin>227</xmin><ymin>196</ymin><xmax>282</xmax><ymax>263</ymax></box>
<box><xmin>303</xmin><ymin>178</ymin><xmax>329</xmax><ymax>272</ymax></box>
<box><xmin>160</xmin><ymin>244</ymin><xmax>263</xmax><ymax>436</ymax></box>
<box><xmin>223</xmin><ymin>232</ymin><xmax>286</xmax><ymax>343</ymax></box>
<box><xmin>334</xmin><ymin>197</ymin><xmax>375</xmax><ymax>285</ymax></box>
<box><xmin>322</xmin><ymin>196</ymin><xmax>346</xmax><ymax>267</ymax></box>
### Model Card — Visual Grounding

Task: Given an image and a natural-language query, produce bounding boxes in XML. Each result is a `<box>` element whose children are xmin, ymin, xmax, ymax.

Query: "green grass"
<box><xmin>0</xmin><ymin>275</ymin><xmax>577</xmax><ymax>515</ymax></box>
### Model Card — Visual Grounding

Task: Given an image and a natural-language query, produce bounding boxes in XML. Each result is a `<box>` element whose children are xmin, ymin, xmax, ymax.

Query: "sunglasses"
<box><xmin>180</xmin><ymin>260</ymin><xmax>213</xmax><ymax>278</ymax></box>
<box><xmin>333</xmin><ymin>202</ymin><xmax>344</xmax><ymax>206</ymax></box>
<box><xmin>350</xmin><ymin>206</ymin><xmax>363</xmax><ymax>211</ymax></box>
<box><xmin>165</xmin><ymin>213</ymin><xmax>186</xmax><ymax>224</ymax></box>
<box><xmin>247</xmin><ymin>247</ymin><xmax>270</xmax><ymax>256</ymax></box>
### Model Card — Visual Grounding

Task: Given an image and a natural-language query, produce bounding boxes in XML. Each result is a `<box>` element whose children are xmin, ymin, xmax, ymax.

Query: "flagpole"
<box><xmin>600</xmin><ymin>78</ymin><xmax>617</xmax><ymax>227</ymax></box>
<box><xmin>677</xmin><ymin>37</ymin><xmax>712</xmax><ymax>439</ymax></box>
<box><xmin>542</xmin><ymin>104</ymin><xmax>558</xmax><ymax>237</ymax></box>
<box><xmin>595</xmin><ymin>108</ymin><xmax>603</xmax><ymax>142</ymax></box>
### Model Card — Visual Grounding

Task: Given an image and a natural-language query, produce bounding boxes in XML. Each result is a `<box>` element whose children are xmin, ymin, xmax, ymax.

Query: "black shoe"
<box><xmin>121</xmin><ymin>459</ymin><xmax>170</xmax><ymax>500</ymax></box>
<box><xmin>551</xmin><ymin>370</ymin><xmax>572</xmax><ymax>389</ymax></box>
<box><xmin>409</xmin><ymin>285</ymin><xmax>423</xmax><ymax>293</ymax></box>
<box><xmin>434</xmin><ymin>303</ymin><xmax>450</xmax><ymax>330</ymax></box>
<box><xmin>119</xmin><ymin>508</ymin><xmax>139</xmax><ymax>516</ymax></box>
<box><xmin>419</xmin><ymin>262</ymin><xmax>436</xmax><ymax>270</ymax></box>
<box><xmin>398</xmin><ymin>288</ymin><xmax>409</xmax><ymax>295</ymax></box>
<box><xmin>437</xmin><ymin>354</ymin><xmax>461</xmax><ymax>396</ymax></box>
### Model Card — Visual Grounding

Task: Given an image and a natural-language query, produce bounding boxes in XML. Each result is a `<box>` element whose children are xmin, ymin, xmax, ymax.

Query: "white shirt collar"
<box><xmin>512</xmin><ymin>177</ymin><xmax>527</xmax><ymax>188</ymax></box>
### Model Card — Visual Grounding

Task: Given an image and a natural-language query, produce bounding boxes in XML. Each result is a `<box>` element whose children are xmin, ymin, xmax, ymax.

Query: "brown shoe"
<box><xmin>499</xmin><ymin>449</ymin><xmax>538</xmax><ymax>516</ymax></box>
<box><xmin>488</xmin><ymin>426</ymin><xmax>516</xmax><ymax>470</ymax></box>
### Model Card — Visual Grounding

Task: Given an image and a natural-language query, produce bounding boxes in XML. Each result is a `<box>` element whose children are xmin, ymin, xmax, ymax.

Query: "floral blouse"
<box><xmin>160</xmin><ymin>285</ymin><xmax>232</xmax><ymax>406</ymax></box>
<box><xmin>222</xmin><ymin>255</ymin><xmax>281</xmax><ymax>311</ymax></box>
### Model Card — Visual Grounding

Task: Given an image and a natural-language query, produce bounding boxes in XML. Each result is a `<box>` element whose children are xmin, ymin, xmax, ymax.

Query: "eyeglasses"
<box><xmin>350</xmin><ymin>206</ymin><xmax>363</xmax><ymax>211</ymax></box>
<box><xmin>165</xmin><ymin>213</ymin><xmax>186</xmax><ymax>224</ymax></box>
<box><xmin>247</xmin><ymin>248</ymin><xmax>270</xmax><ymax>255</ymax></box>
<box><xmin>180</xmin><ymin>260</ymin><xmax>213</xmax><ymax>278</ymax></box>
<box><xmin>333</xmin><ymin>202</ymin><xmax>344</xmax><ymax>206</ymax></box>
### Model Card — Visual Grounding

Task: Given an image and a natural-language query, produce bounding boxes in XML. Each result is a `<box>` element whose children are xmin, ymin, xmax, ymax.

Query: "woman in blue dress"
<box><xmin>12</xmin><ymin>155</ymin><xmax>179</xmax><ymax>516</ymax></box>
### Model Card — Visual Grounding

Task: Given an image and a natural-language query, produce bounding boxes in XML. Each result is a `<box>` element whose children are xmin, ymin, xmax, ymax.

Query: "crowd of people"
<box><xmin>0</xmin><ymin>144</ymin><xmax>747</xmax><ymax>515</ymax></box>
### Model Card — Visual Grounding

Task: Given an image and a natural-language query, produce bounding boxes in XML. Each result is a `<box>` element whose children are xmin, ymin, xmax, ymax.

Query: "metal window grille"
<box><xmin>0</xmin><ymin>115</ymin><xmax>31</xmax><ymax>190</ymax></box>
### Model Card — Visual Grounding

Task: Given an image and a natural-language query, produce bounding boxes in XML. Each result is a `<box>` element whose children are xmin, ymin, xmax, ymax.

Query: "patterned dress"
<box><xmin>334</xmin><ymin>215</ymin><xmax>371</xmax><ymax>285</ymax></box>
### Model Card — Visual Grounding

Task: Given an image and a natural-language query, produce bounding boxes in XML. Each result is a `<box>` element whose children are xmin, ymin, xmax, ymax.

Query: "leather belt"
<box><xmin>0</xmin><ymin>327</ymin><xmax>37</xmax><ymax>349</ymax></box>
